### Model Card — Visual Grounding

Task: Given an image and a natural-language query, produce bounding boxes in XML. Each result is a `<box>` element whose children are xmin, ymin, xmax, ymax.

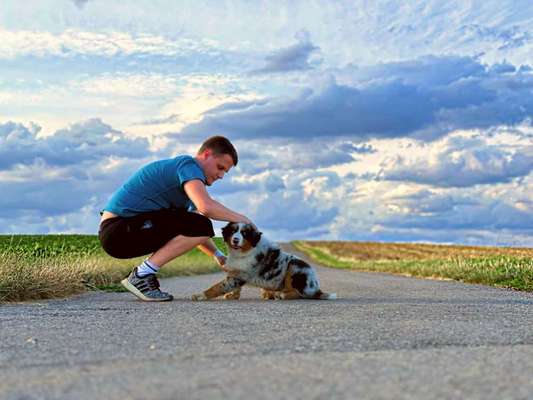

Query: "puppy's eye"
<box><xmin>242</xmin><ymin>228</ymin><xmax>253</xmax><ymax>237</ymax></box>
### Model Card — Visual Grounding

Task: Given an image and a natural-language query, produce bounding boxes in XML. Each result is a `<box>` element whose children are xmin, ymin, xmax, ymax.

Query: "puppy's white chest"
<box><xmin>226</xmin><ymin>255</ymin><xmax>254</xmax><ymax>274</ymax></box>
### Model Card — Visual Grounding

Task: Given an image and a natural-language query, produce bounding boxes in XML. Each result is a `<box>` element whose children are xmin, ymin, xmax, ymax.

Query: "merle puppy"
<box><xmin>191</xmin><ymin>222</ymin><xmax>337</xmax><ymax>301</ymax></box>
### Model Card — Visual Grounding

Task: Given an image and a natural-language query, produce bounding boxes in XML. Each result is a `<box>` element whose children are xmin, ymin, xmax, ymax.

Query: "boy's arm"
<box><xmin>197</xmin><ymin>238</ymin><xmax>229</xmax><ymax>271</ymax></box>
<box><xmin>184</xmin><ymin>180</ymin><xmax>253</xmax><ymax>224</ymax></box>
<box><xmin>197</xmin><ymin>238</ymin><xmax>220</xmax><ymax>257</ymax></box>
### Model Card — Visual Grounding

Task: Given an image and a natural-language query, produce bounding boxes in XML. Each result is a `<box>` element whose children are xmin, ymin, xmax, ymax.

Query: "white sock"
<box><xmin>136</xmin><ymin>259</ymin><xmax>160</xmax><ymax>277</ymax></box>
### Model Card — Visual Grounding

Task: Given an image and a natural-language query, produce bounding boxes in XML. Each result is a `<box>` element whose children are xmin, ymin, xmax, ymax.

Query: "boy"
<box><xmin>99</xmin><ymin>136</ymin><xmax>253</xmax><ymax>301</ymax></box>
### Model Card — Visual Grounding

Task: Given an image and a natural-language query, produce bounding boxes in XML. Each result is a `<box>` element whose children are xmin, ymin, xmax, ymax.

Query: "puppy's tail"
<box><xmin>314</xmin><ymin>290</ymin><xmax>337</xmax><ymax>300</ymax></box>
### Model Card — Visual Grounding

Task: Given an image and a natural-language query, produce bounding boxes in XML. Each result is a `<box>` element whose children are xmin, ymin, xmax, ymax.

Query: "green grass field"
<box><xmin>293</xmin><ymin>241</ymin><xmax>533</xmax><ymax>291</ymax></box>
<box><xmin>3</xmin><ymin>235</ymin><xmax>533</xmax><ymax>302</ymax></box>
<box><xmin>0</xmin><ymin>235</ymin><xmax>227</xmax><ymax>302</ymax></box>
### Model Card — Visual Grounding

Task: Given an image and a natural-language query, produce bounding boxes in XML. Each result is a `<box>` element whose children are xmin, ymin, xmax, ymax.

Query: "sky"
<box><xmin>1</xmin><ymin>0</ymin><xmax>532</xmax><ymax>246</ymax></box>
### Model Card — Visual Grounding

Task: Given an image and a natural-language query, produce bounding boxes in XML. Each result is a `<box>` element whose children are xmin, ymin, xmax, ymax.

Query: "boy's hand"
<box><xmin>214</xmin><ymin>253</ymin><xmax>230</xmax><ymax>272</ymax></box>
<box><xmin>242</xmin><ymin>217</ymin><xmax>257</xmax><ymax>230</ymax></box>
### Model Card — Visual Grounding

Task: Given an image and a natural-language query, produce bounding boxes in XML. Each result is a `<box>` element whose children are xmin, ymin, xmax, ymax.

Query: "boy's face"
<box><xmin>203</xmin><ymin>151</ymin><xmax>234</xmax><ymax>186</ymax></box>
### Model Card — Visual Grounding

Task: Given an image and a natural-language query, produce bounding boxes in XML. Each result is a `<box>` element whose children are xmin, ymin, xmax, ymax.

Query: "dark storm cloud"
<box><xmin>72</xmin><ymin>0</ymin><xmax>91</xmax><ymax>9</ymax></box>
<box><xmin>250</xmin><ymin>31</ymin><xmax>320</xmax><ymax>74</ymax></box>
<box><xmin>179</xmin><ymin>55</ymin><xmax>533</xmax><ymax>142</ymax></box>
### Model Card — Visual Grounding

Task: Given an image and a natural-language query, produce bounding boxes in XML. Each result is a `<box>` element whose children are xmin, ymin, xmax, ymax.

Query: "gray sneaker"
<box><xmin>120</xmin><ymin>267</ymin><xmax>173</xmax><ymax>302</ymax></box>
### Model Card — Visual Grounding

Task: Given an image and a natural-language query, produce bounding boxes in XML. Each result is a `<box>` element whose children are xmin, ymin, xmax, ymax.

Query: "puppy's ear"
<box><xmin>247</xmin><ymin>229</ymin><xmax>262</xmax><ymax>247</ymax></box>
<box><xmin>221</xmin><ymin>222</ymin><xmax>235</xmax><ymax>242</ymax></box>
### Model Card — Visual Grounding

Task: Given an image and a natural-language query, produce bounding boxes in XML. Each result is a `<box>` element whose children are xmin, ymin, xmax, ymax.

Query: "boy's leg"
<box><xmin>149</xmin><ymin>235</ymin><xmax>210</xmax><ymax>267</ymax></box>
<box><xmin>119</xmin><ymin>210</ymin><xmax>214</xmax><ymax>301</ymax></box>
<box><xmin>121</xmin><ymin>235</ymin><xmax>210</xmax><ymax>302</ymax></box>
<box><xmin>99</xmin><ymin>209</ymin><xmax>214</xmax><ymax>260</ymax></box>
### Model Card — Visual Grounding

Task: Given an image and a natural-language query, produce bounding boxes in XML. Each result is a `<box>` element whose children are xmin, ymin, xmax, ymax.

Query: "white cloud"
<box><xmin>2</xmin><ymin>1</ymin><xmax>532</xmax><ymax>66</ymax></box>
<box><xmin>73</xmin><ymin>73</ymin><xmax>179</xmax><ymax>97</ymax></box>
<box><xmin>331</xmin><ymin>175</ymin><xmax>533</xmax><ymax>246</ymax></box>
<box><xmin>0</xmin><ymin>119</ymin><xmax>151</xmax><ymax>169</ymax></box>
<box><xmin>139</xmin><ymin>76</ymin><xmax>262</xmax><ymax>141</ymax></box>
<box><xmin>378</xmin><ymin>129</ymin><xmax>533</xmax><ymax>187</ymax></box>
<box><xmin>0</xmin><ymin>28</ymin><xmax>222</xmax><ymax>59</ymax></box>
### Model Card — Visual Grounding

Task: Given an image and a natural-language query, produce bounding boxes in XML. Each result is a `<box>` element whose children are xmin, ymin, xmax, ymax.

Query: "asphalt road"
<box><xmin>1</xmin><ymin>245</ymin><xmax>533</xmax><ymax>400</ymax></box>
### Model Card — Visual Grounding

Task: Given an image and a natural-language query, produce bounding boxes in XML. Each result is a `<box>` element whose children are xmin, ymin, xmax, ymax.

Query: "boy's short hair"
<box><xmin>198</xmin><ymin>136</ymin><xmax>238</xmax><ymax>166</ymax></box>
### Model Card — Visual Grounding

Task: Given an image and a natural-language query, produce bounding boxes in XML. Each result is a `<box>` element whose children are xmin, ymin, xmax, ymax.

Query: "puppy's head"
<box><xmin>222</xmin><ymin>222</ymin><xmax>262</xmax><ymax>252</ymax></box>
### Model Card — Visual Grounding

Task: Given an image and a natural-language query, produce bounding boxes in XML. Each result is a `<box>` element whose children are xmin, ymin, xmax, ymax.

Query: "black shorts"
<box><xmin>98</xmin><ymin>208</ymin><xmax>214</xmax><ymax>259</ymax></box>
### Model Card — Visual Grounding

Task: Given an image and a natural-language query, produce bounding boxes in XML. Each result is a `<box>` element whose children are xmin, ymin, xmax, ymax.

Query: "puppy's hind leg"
<box><xmin>279</xmin><ymin>290</ymin><xmax>302</xmax><ymax>300</ymax></box>
<box><xmin>191</xmin><ymin>277</ymin><xmax>246</xmax><ymax>301</ymax></box>
<box><xmin>311</xmin><ymin>290</ymin><xmax>338</xmax><ymax>300</ymax></box>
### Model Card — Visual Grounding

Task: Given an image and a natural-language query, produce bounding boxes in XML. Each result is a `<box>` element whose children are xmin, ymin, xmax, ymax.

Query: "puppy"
<box><xmin>191</xmin><ymin>222</ymin><xmax>337</xmax><ymax>301</ymax></box>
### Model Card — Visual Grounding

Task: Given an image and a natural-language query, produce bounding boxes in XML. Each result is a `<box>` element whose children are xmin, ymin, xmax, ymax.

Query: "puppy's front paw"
<box><xmin>191</xmin><ymin>293</ymin><xmax>207</xmax><ymax>301</ymax></box>
<box><xmin>261</xmin><ymin>289</ymin><xmax>276</xmax><ymax>300</ymax></box>
<box><xmin>273</xmin><ymin>292</ymin><xmax>284</xmax><ymax>300</ymax></box>
<box><xmin>223</xmin><ymin>292</ymin><xmax>240</xmax><ymax>300</ymax></box>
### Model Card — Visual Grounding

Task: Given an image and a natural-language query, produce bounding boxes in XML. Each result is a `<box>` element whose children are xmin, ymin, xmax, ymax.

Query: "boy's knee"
<box><xmin>187</xmin><ymin>213</ymin><xmax>214</xmax><ymax>237</ymax></box>
<box><xmin>198</xmin><ymin>218</ymin><xmax>214</xmax><ymax>237</ymax></box>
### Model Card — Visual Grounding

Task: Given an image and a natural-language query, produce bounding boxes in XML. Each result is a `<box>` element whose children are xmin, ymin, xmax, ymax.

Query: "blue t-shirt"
<box><xmin>103</xmin><ymin>155</ymin><xmax>206</xmax><ymax>217</ymax></box>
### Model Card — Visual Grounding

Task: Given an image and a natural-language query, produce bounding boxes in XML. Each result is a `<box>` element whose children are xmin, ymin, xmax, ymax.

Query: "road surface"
<box><xmin>1</xmin><ymin>245</ymin><xmax>532</xmax><ymax>399</ymax></box>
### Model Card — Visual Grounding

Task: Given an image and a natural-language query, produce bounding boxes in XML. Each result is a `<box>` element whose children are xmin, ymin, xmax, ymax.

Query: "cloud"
<box><xmin>209</xmin><ymin>173</ymin><xmax>278</xmax><ymax>196</ymax></box>
<box><xmin>0</xmin><ymin>28</ymin><xmax>223</xmax><ymax>60</ymax></box>
<box><xmin>250</xmin><ymin>31</ymin><xmax>320</xmax><ymax>74</ymax></box>
<box><xmin>461</xmin><ymin>24</ymin><xmax>531</xmax><ymax>51</ymax></box>
<box><xmin>72</xmin><ymin>0</ymin><xmax>91</xmax><ymax>9</ymax></box>
<box><xmin>2</xmin><ymin>3</ymin><xmax>533</xmax><ymax>245</ymax></box>
<box><xmin>180</xmin><ymin>81</ymin><xmax>433</xmax><ymax>141</ymax></box>
<box><xmin>251</xmin><ymin>191</ymin><xmax>338</xmax><ymax>231</ymax></box>
<box><xmin>73</xmin><ymin>73</ymin><xmax>179</xmax><ymax>97</ymax></box>
<box><xmin>333</xmin><ymin>177</ymin><xmax>533</xmax><ymax>245</ymax></box>
<box><xmin>0</xmin><ymin>153</ymin><xmax>151</xmax><ymax>230</ymax></box>
<box><xmin>0</xmin><ymin>174</ymin><xmax>87</xmax><ymax>217</ymax></box>
<box><xmin>180</xmin><ymin>55</ymin><xmax>533</xmax><ymax>142</ymax></box>
<box><xmin>134</xmin><ymin>114</ymin><xmax>182</xmax><ymax>126</ymax></box>
<box><xmin>228</xmin><ymin>140</ymin><xmax>356</xmax><ymax>175</ymax></box>
<box><xmin>0</xmin><ymin>119</ymin><xmax>159</xmax><ymax>231</ymax></box>
<box><xmin>381</xmin><ymin>191</ymin><xmax>533</xmax><ymax>232</ymax></box>
<box><xmin>0</xmin><ymin>167</ymin><xmax>117</xmax><ymax>224</ymax></box>
<box><xmin>378</xmin><ymin>133</ymin><xmax>533</xmax><ymax>187</ymax></box>
<box><xmin>209</xmin><ymin>168</ymin><xmax>344</xmax><ymax>238</ymax></box>
<box><xmin>339</xmin><ymin>142</ymin><xmax>376</xmax><ymax>154</ymax></box>
<box><xmin>0</xmin><ymin>119</ymin><xmax>150</xmax><ymax>169</ymax></box>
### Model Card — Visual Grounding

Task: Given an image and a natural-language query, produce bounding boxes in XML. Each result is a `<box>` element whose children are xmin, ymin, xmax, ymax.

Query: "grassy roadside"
<box><xmin>0</xmin><ymin>235</ymin><xmax>226</xmax><ymax>303</ymax></box>
<box><xmin>293</xmin><ymin>241</ymin><xmax>533</xmax><ymax>291</ymax></box>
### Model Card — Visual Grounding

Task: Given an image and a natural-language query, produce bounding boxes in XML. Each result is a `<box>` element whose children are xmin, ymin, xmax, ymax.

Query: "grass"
<box><xmin>0</xmin><ymin>235</ymin><xmax>226</xmax><ymax>303</ymax></box>
<box><xmin>293</xmin><ymin>241</ymin><xmax>533</xmax><ymax>291</ymax></box>
<box><xmin>4</xmin><ymin>235</ymin><xmax>532</xmax><ymax>302</ymax></box>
